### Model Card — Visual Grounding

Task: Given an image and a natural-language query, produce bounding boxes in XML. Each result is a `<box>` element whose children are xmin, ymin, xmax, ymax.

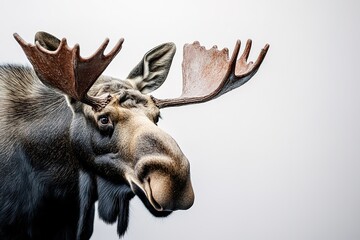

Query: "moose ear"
<box><xmin>127</xmin><ymin>42</ymin><xmax>176</xmax><ymax>94</ymax></box>
<box><xmin>34</xmin><ymin>31</ymin><xmax>61</xmax><ymax>51</ymax></box>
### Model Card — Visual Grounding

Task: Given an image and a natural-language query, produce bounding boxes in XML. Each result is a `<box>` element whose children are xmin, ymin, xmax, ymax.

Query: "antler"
<box><xmin>13</xmin><ymin>33</ymin><xmax>124</xmax><ymax>111</ymax></box>
<box><xmin>153</xmin><ymin>40</ymin><xmax>269</xmax><ymax>108</ymax></box>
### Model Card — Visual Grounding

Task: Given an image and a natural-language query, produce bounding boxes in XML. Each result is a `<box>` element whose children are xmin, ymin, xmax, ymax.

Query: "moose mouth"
<box><xmin>130</xmin><ymin>181</ymin><xmax>172</xmax><ymax>218</ymax></box>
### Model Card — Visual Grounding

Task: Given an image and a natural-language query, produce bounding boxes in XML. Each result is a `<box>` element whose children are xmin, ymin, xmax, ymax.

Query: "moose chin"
<box><xmin>0</xmin><ymin>31</ymin><xmax>268</xmax><ymax>239</ymax></box>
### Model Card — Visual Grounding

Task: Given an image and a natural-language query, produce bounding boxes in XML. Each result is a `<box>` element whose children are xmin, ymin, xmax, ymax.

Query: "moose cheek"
<box><xmin>91</xmin><ymin>129</ymin><xmax>115</xmax><ymax>155</ymax></box>
<box><xmin>93</xmin><ymin>153</ymin><xmax>128</xmax><ymax>183</ymax></box>
<box><xmin>98</xmin><ymin>124</ymin><xmax>114</xmax><ymax>136</ymax></box>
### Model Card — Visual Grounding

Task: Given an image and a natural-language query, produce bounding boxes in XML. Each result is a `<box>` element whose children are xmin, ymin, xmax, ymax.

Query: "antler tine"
<box><xmin>240</xmin><ymin>39</ymin><xmax>252</xmax><ymax>62</ymax></box>
<box><xmin>104</xmin><ymin>38</ymin><xmax>125</xmax><ymax>60</ymax></box>
<box><xmin>14</xmin><ymin>33</ymin><xmax>124</xmax><ymax>111</ymax></box>
<box><xmin>255</xmin><ymin>44</ymin><xmax>270</xmax><ymax>68</ymax></box>
<box><xmin>217</xmin><ymin>40</ymin><xmax>269</xmax><ymax>96</ymax></box>
<box><xmin>77</xmin><ymin>37</ymin><xmax>123</xmax><ymax>62</ymax></box>
<box><xmin>87</xmin><ymin>38</ymin><xmax>111</xmax><ymax>60</ymax></box>
<box><xmin>153</xmin><ymin>39</ymin><xmax>269</xmax><ymax>108</ymax></box>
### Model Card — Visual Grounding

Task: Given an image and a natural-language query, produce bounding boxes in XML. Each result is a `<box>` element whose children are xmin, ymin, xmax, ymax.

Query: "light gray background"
<box><xmin>1</xmin><ymin>0</ymin><xmax>359</xmax><ymax>239</ymax></box>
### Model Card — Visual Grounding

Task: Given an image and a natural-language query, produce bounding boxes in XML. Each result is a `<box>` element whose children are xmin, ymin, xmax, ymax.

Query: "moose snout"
<box><xmin>131</xmin><ymin>130</ymin><xmax>195</xmax><ymax>212</ymax></box>
<box><xmin>133</xmin><ymin>154</ymin><xmax>194</xmax><ymax>212</ymax></box>
<box><xmin>145</xmin><ymin>168</ymin><xmax>194</xmax><ymax>211</ymax></box>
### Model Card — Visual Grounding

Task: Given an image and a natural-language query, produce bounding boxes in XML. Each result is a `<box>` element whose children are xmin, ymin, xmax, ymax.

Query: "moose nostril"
<box><xmin>146</xmin><ymin>173</ymin><xmax>174</xmax><ymax>211</ymax></box>
<box><xmin>146</xmin><ymin>171</ymin><xmax>194</xmax><ymax>211</ymax></box>
<box><xmin>145</xmin><ymin>177</ymin><xmax>163</xmax><ymax>211</ymax></box>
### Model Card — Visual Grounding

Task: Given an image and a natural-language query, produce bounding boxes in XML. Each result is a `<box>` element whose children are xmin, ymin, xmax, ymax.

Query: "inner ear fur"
<box><xmin>127</xmin><ymin>42</ymin><xmax>176</xmax><ymax>94</ymax></box>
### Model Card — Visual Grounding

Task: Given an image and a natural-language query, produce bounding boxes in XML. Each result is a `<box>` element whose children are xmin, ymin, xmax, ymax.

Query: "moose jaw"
<box><xmin>0</xmin><ymin>32</ymin><xmax>268</xmax><ymax>239</ymax></box>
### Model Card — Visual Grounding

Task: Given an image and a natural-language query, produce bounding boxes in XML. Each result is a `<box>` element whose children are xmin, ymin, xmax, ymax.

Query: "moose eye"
<box><xmin>99</xmin><ymin>115</ymin><xmax>109</xmax><ymax>125</ymax></box>
<box><xmin>97</xmin><ymin>115</ymin><xmax>114</xmax><ymax>134</ymax></box>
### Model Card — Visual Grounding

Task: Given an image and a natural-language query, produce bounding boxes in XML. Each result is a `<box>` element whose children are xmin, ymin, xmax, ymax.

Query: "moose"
<box><xmin>0</xmin><ymin>32</ymin><xmax>268</xmax><ymax>239</ymax></box>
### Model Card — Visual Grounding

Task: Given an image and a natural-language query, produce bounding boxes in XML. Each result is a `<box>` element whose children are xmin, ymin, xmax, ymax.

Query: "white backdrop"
<box><xmin>1</xmin><ymin>0</ymin><xmax>360</xmax><ymax>239</ymax></box>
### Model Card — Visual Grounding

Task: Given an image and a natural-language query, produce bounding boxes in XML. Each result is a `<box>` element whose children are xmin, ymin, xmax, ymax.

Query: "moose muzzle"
<box><xmin>129</xmin><ymin>125</ymin><xmax>194</xmax><ymax>212</ymax></box>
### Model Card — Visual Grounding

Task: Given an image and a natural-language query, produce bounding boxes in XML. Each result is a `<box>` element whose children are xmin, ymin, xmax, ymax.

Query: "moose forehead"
<box><xmin>87</xmin><ymin>77</ymin><xmax>160</xmax><ymax>119</ymax></box>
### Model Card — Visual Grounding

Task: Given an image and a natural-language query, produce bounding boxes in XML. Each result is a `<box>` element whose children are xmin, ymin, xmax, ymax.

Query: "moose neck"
<box><xmin>0</xmin><ymin>65</ymin><xmax>87</xmax><ymax>238</ymax></box>
<box><xmin>0</xmin><ymin>65</ymin><xmax>73</xmax><ymax>166</ymax></box>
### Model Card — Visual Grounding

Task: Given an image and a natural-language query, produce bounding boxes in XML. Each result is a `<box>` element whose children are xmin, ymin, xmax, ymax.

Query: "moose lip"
<box><xmin>130</xmin><ymin>181</ymin><xmax>172</xmax><ymax>217</ymax></box>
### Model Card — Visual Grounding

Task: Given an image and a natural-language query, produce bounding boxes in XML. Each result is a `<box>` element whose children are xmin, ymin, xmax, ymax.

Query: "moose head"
<box><xmin>13</xmin><ymin>32</ymin><xmax>269</xmax><ymax>236</ymax></box>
